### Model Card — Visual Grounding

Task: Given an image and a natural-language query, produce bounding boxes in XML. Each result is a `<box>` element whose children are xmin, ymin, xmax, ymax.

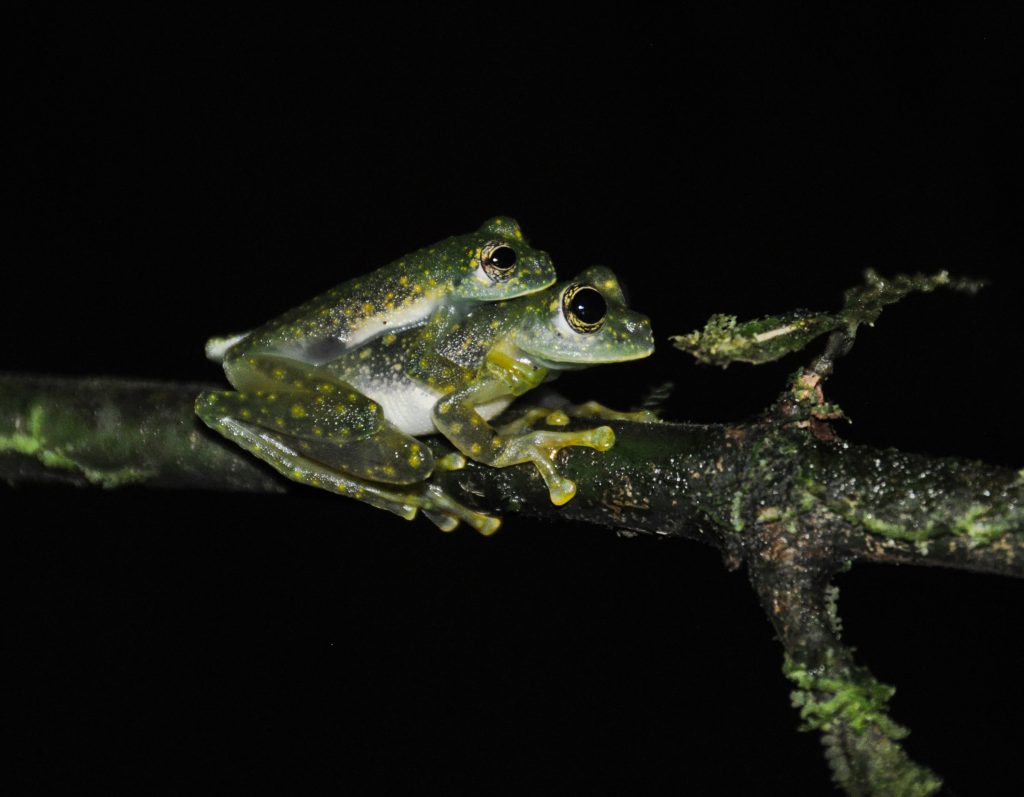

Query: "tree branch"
<box><xmin>3</xmin><ymin>371</ymin><xmax>1021</xmax><ymax>795</ymax></box>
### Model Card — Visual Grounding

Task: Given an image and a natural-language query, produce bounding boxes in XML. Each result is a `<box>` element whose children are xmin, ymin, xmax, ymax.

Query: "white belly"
<box><xmin>360</xmin><ymin>378</ymin><xmax>513</xmax><ymax>437</ymax></box>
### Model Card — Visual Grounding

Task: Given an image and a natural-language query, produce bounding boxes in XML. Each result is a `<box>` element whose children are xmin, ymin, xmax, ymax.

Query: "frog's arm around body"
<box><xmin>431</xmin><ymin>343</ymin><xmax>615</xmax><ymax>505</ymax></box>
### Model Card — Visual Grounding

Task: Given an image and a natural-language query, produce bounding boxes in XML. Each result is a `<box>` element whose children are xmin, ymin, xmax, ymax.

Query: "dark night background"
<box><xmin>8</xmin><ymin>7</ymin><xmax>1022</xmax><ymax>794</ymax></box>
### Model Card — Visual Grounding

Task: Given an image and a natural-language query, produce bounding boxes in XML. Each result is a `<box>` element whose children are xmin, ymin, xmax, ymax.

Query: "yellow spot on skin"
<box><xmin>292</xmin><ymin>469</ymin><xmax>303</xmax><ymax>479</ymax></box>
<box><xmin>362</xmin><ymin>303</ymin><xmax>374</xmax><ymax>314</ymax></box>
<box><xmin>450</xmin><ymin>422</ymin><xmax>462</xmax><ymax>434</ymax></box>
<box><xmin>399</xmin><ymin>275</ymin><xmax>409</xmax><ymax>286</ymax></box>
<box><xmin>383</xmin><ymin>333</ymin><xmax>397</xmax><ymax>345</ymax></box>
<box><xmin>319</xmin><ymin>384</ymin><xmax>334</xmax><ymax>392</ymax></box>
<box><xmin>275</xmin><ymin>418</ymin><xmax>285</xmax><ymax>427</ymax></box>
<box><xmin>348</xmin><ymin>393</ymin><xmax>357</xmax><ymax>401</ymax></box>
<box><xmin>383</xmin><ymin>466</ymin><xmax>396</xmax><ymax>477</ymax></box>
<box><xmin>335</xmin><ymin>404</ymin><xmax>346</xmax><ymax>413</ymax></box>
<box><xmin>273</xmin><ymin>369</ymin><xmax>285</xmax><ymax>378</ymax></box>
<box><xmin>470</xmin><ymin>443</ymin><xmax>482</xmax><ymax>454</ymax></box>
<box><xmin>313</xmin><ymin>427</ymin><xmax>323</xmax><ymax>436</ymax></box>
<box><xmin>291</xmin><ymin>405</ymin><xmax>307</xmax><ymax>418</ymax></box>
<box><xmin>240</xmin><ymin>409</ymin><xmax>251</xmax><ymax>418</ymax></box>
<box><xmin>413</xmin><ymin>285</ymin><xmax>423</xmax><ymax>294</ymax></box>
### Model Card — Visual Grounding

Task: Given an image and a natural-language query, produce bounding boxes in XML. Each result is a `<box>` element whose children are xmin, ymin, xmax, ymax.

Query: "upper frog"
<box><xmin>206</xmin><ymin>216</ymin><xmax>556</xmax><ymax>366</ymax></box>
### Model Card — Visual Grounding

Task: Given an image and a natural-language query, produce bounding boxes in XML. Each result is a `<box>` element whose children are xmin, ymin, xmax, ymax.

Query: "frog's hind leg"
<box><xmin>197</xmin><ymin>413</ymin><xmax>500</xmax><ymax>535</ymax></box>
<box><xmin>291</xmin><ymin>424</ymin><xmax>435</xmax><ymax>486</ymax></box>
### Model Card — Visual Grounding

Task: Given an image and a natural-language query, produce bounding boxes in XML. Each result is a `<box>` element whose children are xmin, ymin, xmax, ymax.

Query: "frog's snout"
<box><xmin>628</xmin><ymin>316</ymin><xmax>656</xmax><ymax>355</ymax></box>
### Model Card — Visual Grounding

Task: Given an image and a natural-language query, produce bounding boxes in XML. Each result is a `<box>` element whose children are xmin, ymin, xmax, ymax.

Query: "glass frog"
<box><xmin>204</xmin><ymin>216</ymin><xmax>556</xmax><ymax>366</ymax></box>
<box><xmin>196</xmin><ymin>266</ymin><xmax>655</xmax><ymax>534</ymax></box>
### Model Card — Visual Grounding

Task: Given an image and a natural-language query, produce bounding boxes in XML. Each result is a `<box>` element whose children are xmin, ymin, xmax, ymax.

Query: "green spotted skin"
<box><xmin>216</xmin><ymin>217</ymin><xmax>555</xmax><ymax>371</ymax></box>
<box><xmin>197</xmin><ymin>264</ymin><xmax>654</xmax><ymax>534</ymax></box>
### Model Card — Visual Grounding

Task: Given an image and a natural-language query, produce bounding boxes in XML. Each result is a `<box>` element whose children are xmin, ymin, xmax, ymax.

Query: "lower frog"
<box><xmin>196</xmin><ymin>266</ymin><xmax>655</xmax><ymax>533</ymax></box>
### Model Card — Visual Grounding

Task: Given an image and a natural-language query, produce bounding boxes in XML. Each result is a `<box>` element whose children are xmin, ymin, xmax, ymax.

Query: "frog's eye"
<box><xmin>562</xmin><ymin>284</ymin><xmax>607</xmax><ymax>333</ymax></box>
<box><xmin>481</xmin><ymin>241</ymin><xmax>517</xmax><ymax>281</ymax></box>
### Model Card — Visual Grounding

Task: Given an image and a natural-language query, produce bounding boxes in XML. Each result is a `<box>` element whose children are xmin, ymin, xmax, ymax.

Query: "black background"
<box><xmin>8</xmin><ymin>7</ymin><xmax>1023</xmax><ymax>794</ymax></box>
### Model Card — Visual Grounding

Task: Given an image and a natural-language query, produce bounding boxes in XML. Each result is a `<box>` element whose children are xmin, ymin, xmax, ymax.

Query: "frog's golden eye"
<box><xmin>481</xmin><ymin>241</ymin><xmax>517</xmax><ymax>281</ymax></box>
<box><xmin>562</xmin><ymin>284</ymin><xmax>607</xmax><ymax>333</ymax></box>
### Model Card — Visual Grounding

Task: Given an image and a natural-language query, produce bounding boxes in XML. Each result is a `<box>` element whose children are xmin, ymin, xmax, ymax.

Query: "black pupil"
<box><xmin>488</xmin><ymin>245</ymin><xmax>516</xmax><ymax>270</ymax></box>
<box><xmin>570</xmin><ymin>287</ymin><xmax>606</xmax><ymax>325</ymax></box>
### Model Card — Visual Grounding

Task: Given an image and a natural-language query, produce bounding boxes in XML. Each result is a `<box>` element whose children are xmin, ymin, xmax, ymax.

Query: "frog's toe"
<box><xmin>544</xmin><ymin>409</ymin><xmax>571</xmax><ymax>427</ymax></box>
<box><xmin>435</xmin><ymin>452</ymin><xmax>467</xmax><ymax>471</ymax></box>
<box><xmin>421</xmin><ymin>484</ymin><xmax>502</xmax><ymax>536</ymax></box>
<box><xmin>422</xmin><ymin>510</ymin><xmax>460</xmax><ymax>532</ymax></box>
<box><xmin>473</xmin><ymin>514</ymin><xmax>502</xmax><ymax>536</ymax></box>
<box><xmin>548</xmin><ymin>477</ymin><xmax>577</xmax><ymax>506</ymax></box>
<box><xmin>584</xmin><ymin>425</ymin><xmax>615</xmax><ymax>451</ymax></box>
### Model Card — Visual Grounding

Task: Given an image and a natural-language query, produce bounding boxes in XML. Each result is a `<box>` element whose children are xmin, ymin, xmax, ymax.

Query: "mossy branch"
<box><xmin>2</xmin><ymin>273</ymin><xmax>1019</xmax><ymax>796</ymax></box>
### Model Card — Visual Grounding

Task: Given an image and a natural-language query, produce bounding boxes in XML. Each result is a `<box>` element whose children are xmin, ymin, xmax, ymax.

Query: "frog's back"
<box><xmin>215</xmin><ymin>216</ymin><xmax>554</xmax><ymax>367</ymax></box>
<box><xmin>232</xmin><ymin>255</ymin><xmax>454</xmax><ymax>365</ymax></box>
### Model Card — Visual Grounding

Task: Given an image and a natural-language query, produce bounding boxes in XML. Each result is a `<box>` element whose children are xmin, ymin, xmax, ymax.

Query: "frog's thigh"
<box><xmin>223</xmin><ymin>352</ymin><xmax>360</xmax><ymax>394</ymax></box>
<box><xmin>197</xmin><ymin>382</ymin><xmax>385</xmax><ymax>446</ymax></box>
<box><xmin>200</xmin><ymin>414</ymin><xmax>420</xmax><ymax>521</ymax></box>
<box><xmin>292</xmin><ymin>422</ymin><xmax>436</xmax><ymax>486</ymax></box>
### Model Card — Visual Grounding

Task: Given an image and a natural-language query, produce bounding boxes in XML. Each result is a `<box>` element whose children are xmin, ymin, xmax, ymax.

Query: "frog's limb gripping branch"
<box><xmin>2</xmin><ymin>372</ymin><xmax>1021</xmax><ymax>796</ymax></box>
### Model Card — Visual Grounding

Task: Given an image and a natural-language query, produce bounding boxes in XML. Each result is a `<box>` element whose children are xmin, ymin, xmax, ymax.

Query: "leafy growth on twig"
<box><xmin>671</xmin><ymin>269</ymin><xmax>983</xmax><ymax>367</ymax></box>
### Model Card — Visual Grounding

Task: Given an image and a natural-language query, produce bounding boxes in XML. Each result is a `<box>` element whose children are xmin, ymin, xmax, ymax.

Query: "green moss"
<box><xmin>830</xmin><ymin>496</ymin><xmax>1019</xmax><ymax>546</ymax></box>
<box><xmin>0</xmin><ymin>402</ymin><xmax>149</xmax><ymax>488</ymax></box>
<box><xmin>784</xmin><ymin>654</ymin><xmax>943</xmax><ymax>796</ymax></box>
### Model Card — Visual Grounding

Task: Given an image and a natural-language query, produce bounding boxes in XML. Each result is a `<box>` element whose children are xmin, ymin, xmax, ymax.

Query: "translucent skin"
<box><xmin>211</xmin><ymin>216</ymin><xmax>556</xmax><ymax>369</ymax></box>
<box><xmin>197</xmin><ymin>260</ymin><xmax>654</xmax><ymax>534</ymax></box>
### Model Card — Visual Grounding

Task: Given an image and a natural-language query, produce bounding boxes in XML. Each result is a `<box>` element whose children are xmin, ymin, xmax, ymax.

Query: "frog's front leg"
<box><xmin>493</xmin><ymin>401</ymin><xmax>660</xmax><ymax>437</ymax></box>
<box><xmin>432</xmin><ymin>378</ymin><xmax>615</xmax><ymax>506</ymax></box>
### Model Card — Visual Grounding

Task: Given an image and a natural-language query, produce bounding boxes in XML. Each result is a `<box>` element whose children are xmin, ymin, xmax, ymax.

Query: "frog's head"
<box><xmin>451</xmin><ymin>217</ymin><xmax>556</xmax><ymax>301</ymax></box>
<box><xmin>513</xmin><ymin>266</ymin><xmax>655</xmax><ymax>367</ymax></box>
